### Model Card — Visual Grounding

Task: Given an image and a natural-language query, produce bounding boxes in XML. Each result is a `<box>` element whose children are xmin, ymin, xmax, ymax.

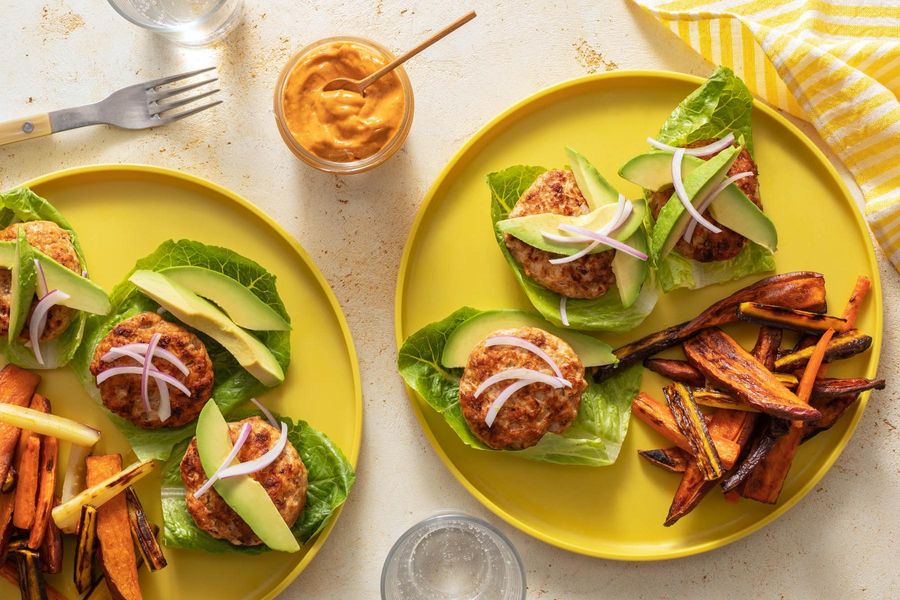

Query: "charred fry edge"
<box><xmin>14</xmin><ymin>547</ymin><xmax>47</xmax><ymax>600</ymax></box>
<box><xmin>125</xmin><ymin>487</ymin><xmax>167</xmax><ymax>571</ymax></box>
<box><xmin>74</xmin><ymin>503</ymin><xmax>98</xmax><ymax>594</ymax></box>
<box><xmin>39</xmin><ymin>499</ymin><xmax>63</xmax><ymax>574</ymax></box>
<box><xmin>664</xmin><ymin>384</ymin><xmax>724</xmax><ymax>480</ymax></box>
<box><xmin>738</xmin><ymin>302</ymin><xmax>847</xmax><ymax>333</ymax></box>
<box><xmin>638</xmin><ymin>447</ymin><xmax>691</xmax><ymax>473</ymax></box>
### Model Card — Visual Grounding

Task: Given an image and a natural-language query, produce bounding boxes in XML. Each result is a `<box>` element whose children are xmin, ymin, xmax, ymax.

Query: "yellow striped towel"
<box><xmin>632</xmin><ymin>0</ymin><xmax>900</xmax><ymax>272</ymax></box>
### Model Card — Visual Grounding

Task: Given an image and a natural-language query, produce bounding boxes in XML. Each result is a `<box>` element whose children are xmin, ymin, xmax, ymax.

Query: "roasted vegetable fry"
<box><xmin>684</xmin><ymin>329</ymin><xmax>820</xmax><ymax>421</ymax></box>
<box><xmin>664</xmin><ymin>384</ymin><xmax>723</xmax><ymax>480</ymax></box>
<box><xmin>0</xmin><ymin>561</ymin><xmax>66</xmax><ymax>600</ymax></box>
<box><xmin>74</xmin><ymin>503</ymin><xmax>98</xmax><ymax>594</ymax></box>
<box><xmin>60</xmin><ymin>443</ymin><xmax>92</xmax><ymax>503</ymax></box>
<box><xmin>14</xmin><ymin>547</ymin><xmax>48</xmax><ymax>600</ymax></box>
<box><xmin>721</xmin><ymin>425</ymin><xmax>779</xmax><ymax>492</ymax></box>
<box><xmin>52</xmin><ymin>458</ymin><xmax>156</xmax><ymax>533</ymax></box>
<box><xmin>87</xmin><ymin>455</ymin><xmax>142</xmax><ymax>600</ymax></box>
<box><xmin>774</xmin><ymin>329</ymin><xmax>871</xmax><ymax>372</ymax></box>
<box><xmin>0</xmin><ymin>365</ymin><xmax>42</xmax><ymax>486</ymax></box>
<box><xmin>27</xmin><ymin>434</ymin><xmax>58</xmax><ymax>549</ymax></box>
<box><xmin>803</xmin><ymin>394</ymin><xmax>860</xmax><ymax>441</ymax></box>
<box><xmin>638</xmin><ymin>447</ymin><xmax>691</xmax><ymax>472</ymax></box>
<box><xmin>644</xmin><ymin>358</ymin><xmax>706</xmax><ymax>386</ymax></box>
<box><xmin>751</xmin><ymin>326</ymin><xmax>782</xmax><ymax>370</ymax></box>
<box><xmin>0</xmin><ymin>491</ymin><xmax>14</xmax><ymax>563</ymax></box>
<box><xmin>693</xmin><ymin>389</ymin><xmax>759</xmax><ymax>412</ymax></box>
<box><xmin>13</xmin><ymin>434</ymin><xmax>41</xmax><ymax>530</ymax></box>
<box><xmin>632</xmin><ymin>392</ymin><xmax>740</xmax><ymax>468</ymax></box>
<box><xmin>737</xmin><ymin>302</ymin><xmax>847</xmax><ymax>333</ymax></box>
<box><xmin>811</xmin><ymin>377</ymin><xmax>885</xmax><ymax>399</ymax></box>
<box><xmin>0</xmin><ymin>403</ymin><xmax>100</xmax><ymax>448</ymax></box>
<box><xmin>2</xmin><ymin>467</ymin><xmax>15</xmax><ymax>493</ymax></box>
<box><xmin>840</xmin><ymin>276</ymin><xmax>871</xmax><ymax>331</ymax></box>
<box><xmin>39</xmin><ymin>500</ymin><xmax>63</xmax><ymax>574</ymax></box>
<box><xmin>597</xmin><ymin>271</ymin><xmax>827</xmax><ymax>378</ymax></box>
<box><xmin>125</xmin><ymin>487</ymin><xmax>166</xmax><ymax>572</ymax></box>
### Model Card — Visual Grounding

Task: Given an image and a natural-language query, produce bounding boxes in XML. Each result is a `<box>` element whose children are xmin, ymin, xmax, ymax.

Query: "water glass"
<box><xmin>106</xmin><ymin>0</ymin><xmax>243</xmax><ymax>46</ymax></box>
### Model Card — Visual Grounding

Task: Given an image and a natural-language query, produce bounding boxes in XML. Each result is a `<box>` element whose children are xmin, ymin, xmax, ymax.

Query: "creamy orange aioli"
<box><xmin>282</xmin><ymin>42</ymin><xmax>405</xmax><ymax>162</ymax></box>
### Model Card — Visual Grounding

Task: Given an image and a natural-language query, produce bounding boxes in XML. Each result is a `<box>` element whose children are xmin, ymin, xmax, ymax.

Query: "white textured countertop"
<box><xmin>1</xmin><ymin>1</ymin><xmax>897</xmax><ymax>598</ymax></box>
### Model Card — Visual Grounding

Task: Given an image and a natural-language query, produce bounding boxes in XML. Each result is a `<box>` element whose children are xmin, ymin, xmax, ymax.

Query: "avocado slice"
<box><xmin>650</xmin><ymin>146</ymin><xmax>740</xmax><ymax>260</ymax></box>
<box><xmin>0</xmin><ymin>241</ymin><xmax>110</xmax><ymax>315</ymax></box>
<box><xmin>618</xmin><ymin>151</ymin><xmax>703</xmax><ymax>191</ymax></box>
<box><xmin>129</xmin><ymin>270</ymin><xmax>284</xmax><ymax>386</ymax></box>
<box><xmin>160</xmin><ymin>266</ymin><xmax>291</xmax><ymax>332</ymax></box>
<box><xmin>612</xmin><ymin>230</ymin><xmax>649</xmax><ymax>308</ymax></box>
<box><xmin>708</xmin><ymin>187</ymin><xmax>778</xmax><ymax>252</ymax></box>
<box><xmin>8</xmin><ymin>228</ymin><xmax>36</xmax><ymax>342</ymax></box>
<box><xmin>195</xmin><ymin>400</ymin><xmax>299</xmax><ymax>553</ymax></box>
<box><xmin>441</xmin><ymin>309</ymin><xmax>617</xmax><ymax>368</ymax></box>
<box><xmin>566</xmin><ymin>147</ymin><xmax>620</xmax><ymax>208</ymax></box>
<box><xmin>497</xmin><ymin>200</ymin><xmax>646</xmax><ymax>256</ymax></box>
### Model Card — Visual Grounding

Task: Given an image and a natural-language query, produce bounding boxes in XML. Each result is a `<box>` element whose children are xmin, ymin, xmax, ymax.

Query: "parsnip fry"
<box><xmin>664</xmin><ymin>383</ymin><xmax>723</xmax><ymax>480</ymax></box>
<box><xmin>74</xmin><ymin>504</ymin><xmax>98</xmax><ymax>594</ymax></box>
<box><xmin>125</xmin><ymin>487</ymin><xmax>167</xmax><ymax>571</ymax></box>
<box><xmin>0</xmin><ymin>403</ymin><xmax>100</xmax><ymax>447</ymax></box>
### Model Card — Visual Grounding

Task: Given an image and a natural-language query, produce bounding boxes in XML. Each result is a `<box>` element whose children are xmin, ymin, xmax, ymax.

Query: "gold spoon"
<box><xmin>322</xmin><ymin>11</ymin><xmax>476</xmax><ymax>94</ymax></box>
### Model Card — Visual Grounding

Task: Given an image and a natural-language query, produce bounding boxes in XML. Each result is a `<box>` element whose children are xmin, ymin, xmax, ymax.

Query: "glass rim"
<box><xmin>380</xmin><ymin>512</ymin><xmax>526</xmax><ymax>600</ymax></box>
<box><xmin>273</xmin><ymin>36</ymin><xmax>415</xmax><ymax>175</ymax></box>
<box><xmin>105</xmin><ymin>0</ymin><xmax>232</xmax><ymax>33</ymax></box>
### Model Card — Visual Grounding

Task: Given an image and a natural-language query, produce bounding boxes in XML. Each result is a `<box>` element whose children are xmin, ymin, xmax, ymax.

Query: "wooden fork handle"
<box><xmin>0</xmin><ymin>114</ymin><xmax>52</xmax><ymax>146</ymax></box>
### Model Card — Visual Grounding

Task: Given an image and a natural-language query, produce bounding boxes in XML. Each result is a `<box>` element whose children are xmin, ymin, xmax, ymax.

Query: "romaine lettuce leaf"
<box><xmin>397</xmin><ymin>307</ymin><xmax>641</xmax><ymax>467</ymax></box>
<box><xmin>651</xmin><ymin>66</ymin><xmax>774</xmax><ymax>291</ymax></box>
<box><xmin>489</xmin><ymin>166</ymin><xmax>657</xmax><ymax>332</ymax></box>
<box><xmin>161</xmin><ymin>413</ymin><xmax>354</xmax><ymax>553</ymax></box>
<box><xmin>71</xmin><ymin>239</ymin><xmax>291</xmax><ymax>461</ymax></box>
<box><xmin>0</xmin><ymin>188</ymin><xmax>89</xmax><ymax>369</ymax></box>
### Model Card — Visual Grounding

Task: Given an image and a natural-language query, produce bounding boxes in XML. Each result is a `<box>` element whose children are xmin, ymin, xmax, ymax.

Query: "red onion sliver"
<box><xmin>474</xmin><ymin>368</ymin><xmax>570</xmax><ymax>398</ymax></box>
<box><xmin>34</xmin><ymin>259</ymin><xmax>48</xmax><ymax>298</ymax></box>
<box><xmin>672</xmin><ymin>148</ymin><xmax>722</xmax><ymax>235</ymax></box>
<box><xmin>156</xmin><ymin>379</ymin><xmax>171</xmax><ymax>423</ymax></box>
<box><xmin>485</xmin><ymin>380</ymin><xmax>533</xmax><ymax>428</ymax></box>
<box><xmin>683</xmin><ymin>171</ymin><xmax>755</xmax><ymax>243</ymax></box>
<box><xmin>647</xmin><ymin>133</ymin><xmax>735</xmax><ymax>157</ymax></box>
<box><xmin>101</xmin><ymin>347</ymin><xmax>149</xmax><ymax>365</ymax></box>
<box><xmin>541</xmin><ymin>231</ymin><xmax>594</xmax><ymax>245</ymax></box>
<box><xmin>250</xmin><ymin>398</ymin><xmax>278</xmax><ymax>428</ymax></box>
<box><xmin>217</xmin><ymin>421</ymin><xmax>289</xmax><ymax>481</ymax></box>
<box><xmin>140</xmin><ymin>333</ymin><xmax>162</xmax><ymax>416</ymax></box>
<box><xmin>548</xmin><ymin>240</ymin><xmax>601</xmax><ymax>265</ymax></box>
<box><xmin>192</xmin><ymin>422</ymin><xmax>253</xmax><ymax>498</ymax></box>
<box><xmin>560</xmin><ymin>297</ymin><xmax>570</xmax><ymax>327</ymax></box>
<box><xmin>29</xmin><ymin>290</ymin><xmax>70</xmax><ymax>366</ymax></box>
<box><xmin>105</xmin><ymin>343</ymin><xmax>190</xmax><ymax>375</ymax></box>
<box><xmin>96</xmin><ymin>366</ymin><xmax>191</xmax><ymax>397</ymax></box>
<box><xmin>485</xmin><ymin>336</ymin><xmax>564</xmax><ymax>379</ymax></box>
<box><xmin>557</xmin><ymin>225</ymin><xmax>648</xmax><ymax>261</ymax></box>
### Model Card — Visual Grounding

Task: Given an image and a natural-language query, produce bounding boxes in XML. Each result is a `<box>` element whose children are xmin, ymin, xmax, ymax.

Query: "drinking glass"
<box><xmin>106</xmin><ymin>0</ymin><xmax>243</xmax><ymax>46</ymax></box>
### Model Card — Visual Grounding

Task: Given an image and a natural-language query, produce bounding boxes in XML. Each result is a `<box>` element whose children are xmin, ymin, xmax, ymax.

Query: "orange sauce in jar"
<box><xmin>281</xmin><ymin>42</ymin><xmax>406</xmax><ymax>162</ymax></box>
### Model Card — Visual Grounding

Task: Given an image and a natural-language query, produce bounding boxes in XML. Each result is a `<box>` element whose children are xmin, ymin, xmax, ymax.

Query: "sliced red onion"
<box><xmin>672</xmin><ymin>148</ymin><xmax>722</xmax><ymax>235</ymax></box>
<box><xmin>647</xmin><ymin>132</ymin><xmax>735</xmax><ymax>157</ymax></box>
<box><xmin>548</xmin><ymin>240</ymin><xmax>601</xmax><ymax>265</ymax></box>
<box><xmin>542</xmin><ymin>231</ymin><xmax>594</xmax><ymax>245</ymax></box>
<box><xmin>485</xmin><ymin>336</ymin><xmax>564</xmax><ymax>379</ymax></box>
<box><xmin>557</xmin><ymin>225</ymin><xmax>648</xmax><ymax>261</ymax></box>
<box><xmin>140</xmin><ymin>333</ymin><xmax>162</xmax><ymax>416</ymax></box>
<box><xmin>192</xmin><ymin>422</ymin><xmax>253</xmax><ymax>498</ymax></box>
<box><xmin>29</xmin><ymin>290</ymin><xmax>70</xmax><ymax>366</ymax></box>
<box><xmin>217</xmin><ymin>421</ymin><xmax>289</xmax><ymax>481</ymax></box>
<box><xmin>560</xmin><ymin>296</ymin><xmax>569</xmax><ymax>327</ymax></box>
<box><xmin>96</xmin><ymin>366</ymin><xmax>191</xmax><ymax>397</ymax></box>
<box><xmin>683</xmin><ymin>171</ymin><xmax>755</xmax><ymax>243</ymax></box>
<box><xmin>156</xmin><ymin>378</ymin><xmax>171</xmax><ymax>423</ymax></box>
<box><xmin>34</xmin><ymin>259</ymin><xmax>48</xmax><ymax>298</ymax></box>
<box><xmin>485</xmin><ymin>380</ymin><xmax>534</xmax><ymax>428</ymax></box>
<box><xmin>81</xmin><ymin>269</ymin><xmax>88</xmax><ymax>278</ymax></box>
<box><xmin>103</xmin><ymin>343</ymin><xmax>190</xmax><ymax>375</ymax></box>
<box><xmin>474</xmin><ymin>368</ymin><xmax>570</xmax><ymax>398</ymax></box>
<box><xmin>250</xmin><ymin>397</ymin><xmax>278</xmax><ymax>428</ymax></box>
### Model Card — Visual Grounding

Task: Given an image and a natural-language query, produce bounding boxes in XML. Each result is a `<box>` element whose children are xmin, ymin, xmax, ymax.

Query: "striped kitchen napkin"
<box><xmin>632</xmin><ymin>0</ymin><xmax>900</xmax><ymax>272</ymax></box>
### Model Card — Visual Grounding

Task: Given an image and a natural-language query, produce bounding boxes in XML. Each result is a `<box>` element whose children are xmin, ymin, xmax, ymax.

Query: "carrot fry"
<box><xmin>0</xmin><ymin>366</ymin><xmax>41</xmax><ymax>486</ymax></box>
<box><xmin>87</xmin><ymin>454</ymin><xmax>142</xmax><ymax>600</ymax></box>
<box><xmin>841</xmin><ymin>275</ymin><xmax>871</xmax><ymax>329</ymax></box>
<box><xmin>27</xmin><ymin>434</ymin><xmax>58</xmax><ymax>549</ymax></box>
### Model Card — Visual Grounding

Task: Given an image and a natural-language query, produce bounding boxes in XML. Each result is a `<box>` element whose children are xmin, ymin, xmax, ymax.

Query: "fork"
<box><xmin>0</xmin><ymin>67</ymin><xmax>222</xmax><ymax>146</ymax></box>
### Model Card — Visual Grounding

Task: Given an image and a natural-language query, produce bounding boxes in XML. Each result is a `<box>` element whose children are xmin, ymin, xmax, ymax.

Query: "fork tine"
<box><xmin>143</xmin><ymin>66</ymin><xmax>216</xmax><ymax>90</ymax></box>
<box><xmin>148</xmin><ymin>78</ymin><xmax>219</xmax><ymax>102</ymax></box>
<box><xmin>151</xmin><ymin>89</ymin><xmax>221</xmax><ymax>117</ymax></box>
<box><xmin>158</xmin><ymin>100</ymin><xmax>223</xmax><ymax>125</ymax></box>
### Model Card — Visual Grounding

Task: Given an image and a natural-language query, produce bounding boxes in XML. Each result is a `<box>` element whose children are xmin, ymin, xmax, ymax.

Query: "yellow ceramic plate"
<box><xmin>395</xmin><ymin>71</ymin><xmax>882</xmax><ymax>560</ymax></box>
<box><xmin>0</xmin><ymin>165</ymin><xmax>361</xmax><ymax>598</ymax></box>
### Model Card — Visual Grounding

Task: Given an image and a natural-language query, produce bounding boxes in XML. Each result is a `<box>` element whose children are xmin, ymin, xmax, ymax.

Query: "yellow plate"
<box><xmin>395</xmin><ymin>71</ymin><xmax>882</xmax><ymax>560</ymax></box>
<box><xmin>0</xmin><ymin>165</ymin><xmax>362</xmax><ymax>598</ymax></box>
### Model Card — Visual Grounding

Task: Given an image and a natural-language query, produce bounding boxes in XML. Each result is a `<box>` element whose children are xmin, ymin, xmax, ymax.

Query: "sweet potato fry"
<box><xmin>27</xmin><ymin>434</ymin><xmax>58</xmax><ymax>549</ymax></box>
<box><xmin>638</xmin><ymin>447</ymin><xmax>691</xmax><ymax>473</ymax></box>
<box><xmin>87</xmin><ymin>454</ymin><xmax>142</xmax><ymax>600</ymax></box>
<box><xmin>0</xmin><ymin>491</ymin><xmax>14</xmax><ymax>563</ymax></box>
<box><xmin>803</xmin><ymin>394</ymin><xmax>860</xmax><ymax>441</ymax></box>
<box><xmin>632</xmin><ymin>392</ymin><xmax>739</xmax><ymax>468</ymax></box>
<box><xmin>644</xmin><ymin>358</ymin><xmax>706</xmax><ymax>386</ymax></box>
<box><xmin>0</xmin><ymin>365</ymin><xmax>41</xmax><ymax>486</ymax></box>
<box><xmin>664</xmin><ymin>384</ymin><xmax>723</xmax><ymax>480</ymax></box>
<box><xmin>684</xmin><ymin>329</ymin><xmax>820</xmax><ymax>421</ymax></box>
<box><xmin>597</xmin><ymin>271</ymin><xmax>827</xmax><ymax>378</ymax></box>
<box><xmin>39</xmin><ymin>499</ymin><xmax>63</xmax><ymax>574</ymax></box>
<box><xmin>12</xmin><ymin>435</ymin><xmax>41</xmax><ymax>530</ymax></box>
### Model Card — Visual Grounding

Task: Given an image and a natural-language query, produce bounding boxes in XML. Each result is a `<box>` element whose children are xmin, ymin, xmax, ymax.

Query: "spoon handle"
<box><xmin>359</xmin><ymin>11</ymin><xmax>476</xmax><ymax>91</ymax></box>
